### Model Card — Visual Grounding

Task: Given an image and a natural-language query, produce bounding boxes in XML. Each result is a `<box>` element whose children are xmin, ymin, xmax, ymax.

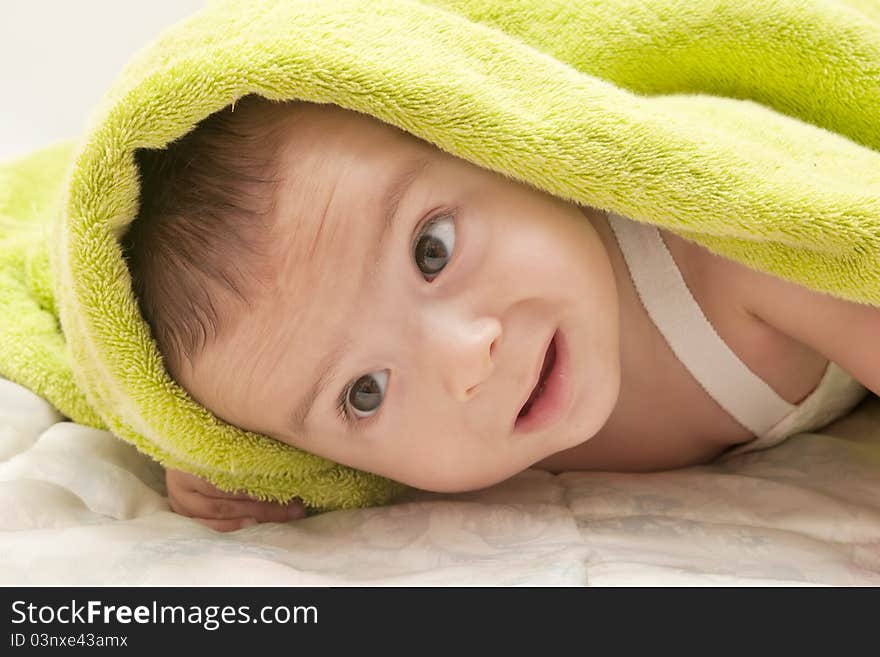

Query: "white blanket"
<box><xmin>2</xmin><ymin>376</ymin><xmax>879</xmax><ymax>586</ymax></box>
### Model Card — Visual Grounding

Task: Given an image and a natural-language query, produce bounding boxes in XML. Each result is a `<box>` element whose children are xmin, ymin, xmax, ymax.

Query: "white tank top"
<box><xmin>606</xmin><ymin>211</ymin><xmax>869</xmax><ymax>456</ymax></box>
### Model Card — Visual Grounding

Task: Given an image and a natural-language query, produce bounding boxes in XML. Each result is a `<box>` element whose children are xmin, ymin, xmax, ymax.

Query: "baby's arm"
<box><xmin>740</xmin><ymin>268</ymin><xmax>880</xmax><ymax>397</ymax></box>
<box><xmin>165</xmin><ymin>467</ymin><xmax>307</xmax><ymax>532</ymax></box>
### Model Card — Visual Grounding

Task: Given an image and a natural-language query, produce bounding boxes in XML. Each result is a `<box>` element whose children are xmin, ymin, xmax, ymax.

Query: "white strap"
<box><xmin>607</xmin><ymin>212</ymin><xmax>795</xmax><ymax>436</ymax></box>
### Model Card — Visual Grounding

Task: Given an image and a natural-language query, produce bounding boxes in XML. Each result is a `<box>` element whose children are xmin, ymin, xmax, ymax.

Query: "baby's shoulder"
<box><xmin>658</xmin><ymin>227</ymin><xmax>780</xmax><ymax>322</ymax></box>
<box><xmin>658</xmin><ymin>227</ymin><xmax>830</xmax><ymax>404</ymax></box>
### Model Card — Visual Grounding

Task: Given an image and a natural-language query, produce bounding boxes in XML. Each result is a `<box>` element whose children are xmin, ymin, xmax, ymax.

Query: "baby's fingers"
<box><xmin>191</xmin><ymin>517</ymin><xmax>260</xmax><ymax>532</ymax></box>
<box><xmin>167</xmin><ymin>468</ymin><xmax>254</xmax><ymax>500</ymax></box>
<box><xmin>171</xmin><ymin>492</ymin><xmax>306</xmax><ymax>525</ymax></box>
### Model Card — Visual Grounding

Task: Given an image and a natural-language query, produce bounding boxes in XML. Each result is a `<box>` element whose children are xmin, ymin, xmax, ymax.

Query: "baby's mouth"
<box><xmin>517</xmin><ymin>334</ymin><xmax>557</xmax><ymax>420</ymax></box>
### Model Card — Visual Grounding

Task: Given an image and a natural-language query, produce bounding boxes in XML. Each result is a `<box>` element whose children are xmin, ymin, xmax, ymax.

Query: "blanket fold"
<box><xmin>1</xmin><ymin>0</ymin><xmax>878</xmax><ymax>510</ymax></box>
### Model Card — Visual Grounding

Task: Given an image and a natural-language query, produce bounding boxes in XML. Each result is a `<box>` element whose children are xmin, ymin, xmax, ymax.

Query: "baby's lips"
<box><xmin>286</xmin><ymin>502</ymin><xmax>306</xmax><ymax>519</ymax></box>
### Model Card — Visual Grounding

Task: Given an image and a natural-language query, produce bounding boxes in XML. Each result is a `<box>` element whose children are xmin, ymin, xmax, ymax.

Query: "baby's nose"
<box><xmin>440</xmin><ymin>317</ymin><xmax>501</xmax><ymax>402</ymax></box>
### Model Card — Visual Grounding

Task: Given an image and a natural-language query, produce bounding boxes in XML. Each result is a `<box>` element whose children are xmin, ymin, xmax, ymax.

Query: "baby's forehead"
<box><xmin>280</xmin><ymin>102</ymin><xmax>411</xmax><ymax>149</ymax></box>
<box><xmin>267</xmin><ymin>115</ymin><xmax>412</xmax><ymax>278</ymax></box>
<box><xmin>275</xmin><ymin>106</ymin><xmax>434</xmax><ymax>204</ymax></box>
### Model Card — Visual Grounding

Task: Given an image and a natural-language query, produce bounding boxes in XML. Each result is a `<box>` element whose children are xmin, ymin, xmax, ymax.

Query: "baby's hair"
<box><xmin>121</xmin><ymin>94</ymin><xmax>295</xmax><ymax>376</ymax></box>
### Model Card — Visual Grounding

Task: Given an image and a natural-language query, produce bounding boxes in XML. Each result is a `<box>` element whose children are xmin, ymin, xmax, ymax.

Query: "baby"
<box><xmin>123</xmin><ymin>95</ymin><xmax>878</xmax><ymax>531</ymax></box>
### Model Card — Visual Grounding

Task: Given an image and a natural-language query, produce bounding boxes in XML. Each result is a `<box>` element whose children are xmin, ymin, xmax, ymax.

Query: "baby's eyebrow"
<box><xmin>287</xmin><ymin>336</ymin><xmax>351</xmax><ymax>436</ymax></box>
<box><xmin>286</xmin><ymin>154</ymin><xmax>430</xmax><ymax>435</ymax></box>
<box><xmin>366</xmin><ymin>154</ymin><xmax>432</xmax><ymax>277</ymax></box>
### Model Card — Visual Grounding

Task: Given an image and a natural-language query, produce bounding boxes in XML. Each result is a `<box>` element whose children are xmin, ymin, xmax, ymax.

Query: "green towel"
<box><xmin>1</xmin><ymin>0</ymin><xmax>878</xmax><ymax>511</ymax></box>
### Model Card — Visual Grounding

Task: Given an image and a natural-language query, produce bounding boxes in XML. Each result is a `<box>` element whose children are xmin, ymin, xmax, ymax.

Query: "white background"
<box><xmin>0</xmin><ymin>0</ymin><xmax>205</xmax><ymax>162</ymax></box>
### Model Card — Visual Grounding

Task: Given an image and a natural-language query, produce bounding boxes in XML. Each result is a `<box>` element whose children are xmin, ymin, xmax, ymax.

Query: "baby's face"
<box><xmin>179</xmin><ymin>103</ymin><xmax>621</xmax><ymax>493</ymax></box>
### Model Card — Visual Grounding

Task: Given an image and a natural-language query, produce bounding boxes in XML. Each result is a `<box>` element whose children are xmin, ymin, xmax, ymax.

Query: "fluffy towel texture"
<box><xmin>0</xmin><ymin>0</ymin><xmax>878</xmax><ymax>511</ymax></box>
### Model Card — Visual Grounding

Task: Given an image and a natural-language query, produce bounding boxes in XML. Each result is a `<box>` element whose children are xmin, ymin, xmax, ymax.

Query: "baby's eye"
<box><xmin>344</xmin><ymin>370</ymin><xmax>389</xmax><ymax>419</ymax></box>
<box><xmin>413</xmin><ymin>213</ymin><xmax>455</xmax><ymax>281</ymax></box>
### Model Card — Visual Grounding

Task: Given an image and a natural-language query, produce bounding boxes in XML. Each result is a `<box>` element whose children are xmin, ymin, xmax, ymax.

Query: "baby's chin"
<box><xmin>396</xmin><ymin>462</ymin><xmax>527</xmax><ymax>494</ymax></box>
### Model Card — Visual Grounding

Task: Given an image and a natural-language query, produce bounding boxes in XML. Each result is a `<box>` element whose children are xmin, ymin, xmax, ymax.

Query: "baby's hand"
<box><xmin>165</xmin><ymin>467</ymin><xmax>307</xmax><ymax>532</ymax></box>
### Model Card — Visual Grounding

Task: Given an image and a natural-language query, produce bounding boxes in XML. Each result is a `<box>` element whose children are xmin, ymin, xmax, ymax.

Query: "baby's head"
<box><xmin>123</xmin><ymin>95</ymin><xmax>622</xmax><ymax>493</ymax></box>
